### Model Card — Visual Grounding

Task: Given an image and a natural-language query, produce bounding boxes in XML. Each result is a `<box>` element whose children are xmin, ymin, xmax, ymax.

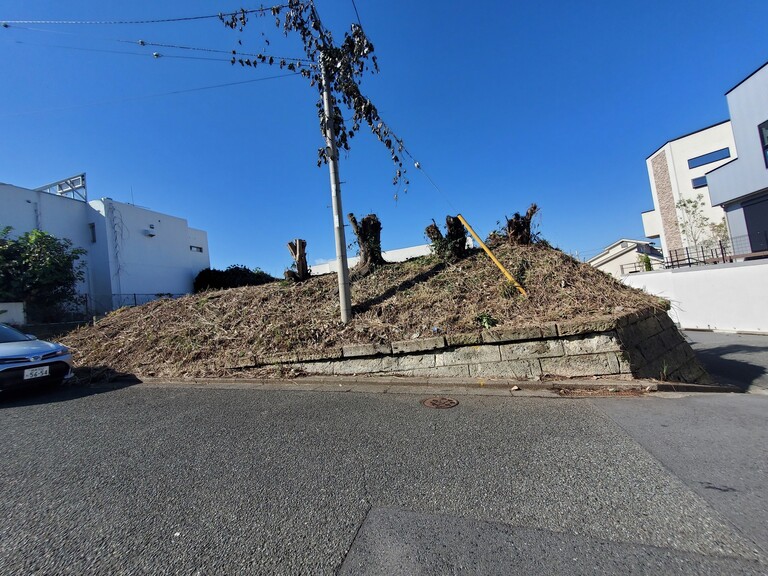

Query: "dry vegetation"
<box><xmin>63</xmin><ymin>243</ymin><xmax>666</xmax><ymax>380</ymax></box>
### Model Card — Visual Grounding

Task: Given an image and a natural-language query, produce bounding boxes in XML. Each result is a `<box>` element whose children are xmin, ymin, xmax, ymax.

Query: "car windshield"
<box><xmin>0</xmin><ymin>324</ymin><xmax>31</xmax><ymax>344</ymax></box>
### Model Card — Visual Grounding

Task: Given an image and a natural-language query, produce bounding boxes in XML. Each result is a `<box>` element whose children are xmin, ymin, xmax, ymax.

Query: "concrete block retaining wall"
<box><xmin>253</xmin><ymin>307</ymin><xmax>709</xmax><ymax>384</ymax></box>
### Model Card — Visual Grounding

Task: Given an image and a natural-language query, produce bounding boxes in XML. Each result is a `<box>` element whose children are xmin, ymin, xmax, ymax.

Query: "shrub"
<box><xmin>194</xmin><ymin>265</ymin><xmax>275</xmax><ymax>293</ymax></box>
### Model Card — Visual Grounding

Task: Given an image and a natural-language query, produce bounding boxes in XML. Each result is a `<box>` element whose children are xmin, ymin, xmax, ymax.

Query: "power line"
<box><xmin>8</xmin><ymin>39</ymin><xmax>228</xmax><ymax>61</ymax></box>
<box><xmin>0</xmin><ymin>72</ymin><xmax>301</xmax><ymax>118</ymax></box>
<box><xmin>0</xmin><ymin>5</ymin><xmax>299</xmax><ymax>26</ymax></box>
<box><xmin>350</xmin><ymin>0</ymin><xmax>363</xmax><ymax>28</ymax></box>
<box><xmin>3</xmin><ymin>23</ymin><xmax>315</xmax><ymax>65</ymax></box>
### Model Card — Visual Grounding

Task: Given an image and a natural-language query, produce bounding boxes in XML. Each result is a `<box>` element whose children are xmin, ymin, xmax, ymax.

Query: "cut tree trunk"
<box><xmin>506</xmin><ymin>204</ymin><xmax>538</xmax><ymax>245</ymax></box>
<box><xmin>348</xmin><ymin>213</ymin><xmax>387</xmax><ymax>276</ymax></box>
<box><xmin>425</xmin><ymin>215</ymin><xmax>468</xmax><ymax>259</ymax></box>
<box><xmin>284</xmin><ymin>238</ymin><xmax>310</xmax><ymax>282</ymax></box>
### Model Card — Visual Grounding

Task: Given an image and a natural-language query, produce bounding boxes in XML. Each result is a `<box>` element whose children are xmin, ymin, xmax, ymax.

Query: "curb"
<box><xmin>72</xmin><ymin>374</ymin><xmax>741</xmax><ymax>394</ymax></box>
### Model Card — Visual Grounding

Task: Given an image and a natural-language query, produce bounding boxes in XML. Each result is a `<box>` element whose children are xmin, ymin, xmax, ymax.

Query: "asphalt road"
<box><xmin>685</xmin><ymin>330</ymin><xmax>768</xmax><ymax>394</ymax></box>
<box><xmin>1</xmin><ymin>383</ymin><xmax>766</xmax><ymax>575</ymax></box>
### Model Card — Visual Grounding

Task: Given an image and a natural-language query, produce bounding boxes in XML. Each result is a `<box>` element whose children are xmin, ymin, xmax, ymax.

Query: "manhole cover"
<box><xmin>422</xmin><ymin>397</ymin><xmax>459</xmax><ymax>409</ymax></box>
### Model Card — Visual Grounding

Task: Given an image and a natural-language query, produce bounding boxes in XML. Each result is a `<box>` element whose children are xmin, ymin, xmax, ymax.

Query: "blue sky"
<box><xmin>2</xmin><ymin>1</ymin><xmax>767</xmax><ymax>275</ymax></box>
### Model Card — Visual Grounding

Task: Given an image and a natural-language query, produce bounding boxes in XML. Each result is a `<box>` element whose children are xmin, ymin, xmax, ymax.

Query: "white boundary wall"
<box><xmin>623</xmin><ymin>261</ymin><xmax>768</xmax><ymax>333</ymax></box>
<box><xmin>0</xmin><ymin>303</ymin><xmax>26</xmax><ymax>326</ymax></box>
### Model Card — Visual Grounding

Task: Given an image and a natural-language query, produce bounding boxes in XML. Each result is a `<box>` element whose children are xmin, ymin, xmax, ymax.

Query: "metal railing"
<box><xmin>663</xmin><ymin>232</ymin><xmax>768</xmax><ymax>270</ymax></box>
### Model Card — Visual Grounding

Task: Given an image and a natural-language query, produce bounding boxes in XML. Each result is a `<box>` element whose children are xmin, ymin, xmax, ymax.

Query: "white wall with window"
<box><xmin>707</xmin><ymin>60</ymin><xmax>768</xmax><ymax>253</ymax></box>
<box><xmin>643</xmin><ymin>121</ymin><xmax>735</xmax><ymax>256</ymax></box>
<box><xmin>1</xmin><ymin>177</ymin><xmax>210</xmax><ymax>314</ymax></box>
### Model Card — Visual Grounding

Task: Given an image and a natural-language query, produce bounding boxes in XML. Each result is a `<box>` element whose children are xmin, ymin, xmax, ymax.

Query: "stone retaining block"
<box><xmin>267</xmin><ymin>307</ymin><xmax>709</xmax><ymax>385</ymax></box>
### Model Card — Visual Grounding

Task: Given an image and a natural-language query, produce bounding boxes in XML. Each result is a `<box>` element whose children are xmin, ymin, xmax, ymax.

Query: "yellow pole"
<box><xmin>456</xmin><ymin>214</ymin><xmax>527</xmax><ymax>297</ymax></box>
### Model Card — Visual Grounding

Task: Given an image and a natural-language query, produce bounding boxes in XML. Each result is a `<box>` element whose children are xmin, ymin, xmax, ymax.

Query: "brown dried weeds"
<box><xmin>62</xmin><ymin>244</ymin><xmax>665</xmax><ymax>379</ymax></box>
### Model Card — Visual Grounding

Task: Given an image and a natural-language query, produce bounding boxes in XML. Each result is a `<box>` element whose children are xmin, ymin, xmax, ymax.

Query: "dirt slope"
<box><xmin>63</xmin><ymin>244</ymin><xmax>665</xmax><ymax>379</ymax></box>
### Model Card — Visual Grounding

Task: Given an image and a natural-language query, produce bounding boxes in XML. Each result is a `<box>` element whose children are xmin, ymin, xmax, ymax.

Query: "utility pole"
<box><xmin>321</xmin><ymin>58</ymin><xmax>353</xmax><ymax>323</ymax></box>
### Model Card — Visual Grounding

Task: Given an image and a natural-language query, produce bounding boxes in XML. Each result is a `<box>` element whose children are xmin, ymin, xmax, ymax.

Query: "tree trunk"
<box><xmin>348</xmin><ymin>213</ymin><xmax>387</xmax><ymax>276</ymax></box>
<box><xmin>425</xmin><ymin>215</ymin><xmax>468</xmax><ymax>259</ymax></box>
<box><xmin>284</xmin><ymin>239</ymin><xmax>310</xmax><ymax>282</ymax></box>
<box><xmin>506</xmin><ymin>203</ymin><xmax>539</xmax><ymax>245</ymax></box>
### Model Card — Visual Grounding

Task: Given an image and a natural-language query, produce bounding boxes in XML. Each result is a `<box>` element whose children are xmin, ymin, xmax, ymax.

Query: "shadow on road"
<box><xmin>0</xmin><ymin>374</ymin><xmax>140</xmax><ymax>409</ymax></box>
<box><xmin>691</xmin><ymin>344</ymin><xmax>767</xmax><ymax>392</ymax></box>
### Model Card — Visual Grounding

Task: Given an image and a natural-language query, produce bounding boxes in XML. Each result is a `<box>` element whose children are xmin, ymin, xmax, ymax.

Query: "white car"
<box><xmin>0</xmin><ymin>323</ymin><xmax>74</xmax><ymax>392</ymax></box>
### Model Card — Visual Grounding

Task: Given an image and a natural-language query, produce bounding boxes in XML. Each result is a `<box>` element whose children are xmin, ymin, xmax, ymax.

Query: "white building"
<box><xmin>310</xmin><ymin>239</ymin><xmax>475</xmax><ymax>275</ymax></box>
<box><xmin>1</xmin><ymin>174</ymin><xmax>210</xmax><ymax>313</ymax></box>
<box><xmin>642</xmin><ymin>121</ymin><xmax>736</xmax><ymax>257</ymax></box>
<box><xmin>707</xmin><ymin>61</ymin><xmax>768</xmax><ymax>255</ymax></box>
<box><xmin>587</xmin><ymin>239</ymin><xmax>664</xmax><ymax>278</ymax></box>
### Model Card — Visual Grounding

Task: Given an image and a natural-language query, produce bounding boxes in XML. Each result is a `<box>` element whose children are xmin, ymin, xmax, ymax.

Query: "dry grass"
<box><xmin>62</xmin><ymin>243</ymin><xmax>666</xmax><ymax>379</ymax></box>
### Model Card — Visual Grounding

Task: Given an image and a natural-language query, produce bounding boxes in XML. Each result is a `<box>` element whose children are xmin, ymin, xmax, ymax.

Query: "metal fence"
<box><xmin>78</xmin><ymin>293</ymin><xmax>187</xmax><ymax>317</ymax></box>
<box><xmin>622</xmin><ymin>232</ymin><xmax>768</xmax><ymax>274</ymax></box>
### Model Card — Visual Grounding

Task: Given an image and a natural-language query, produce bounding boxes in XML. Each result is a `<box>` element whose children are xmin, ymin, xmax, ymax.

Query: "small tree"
<box><xmin>0</xmin><ymin>227</ymin><xmax>86</xmax><ymax>321</ymax></box>
<box><xmin>676</xmin><ymin>194</ymin><xmax>711</xmax><ymax>247</ymax></box>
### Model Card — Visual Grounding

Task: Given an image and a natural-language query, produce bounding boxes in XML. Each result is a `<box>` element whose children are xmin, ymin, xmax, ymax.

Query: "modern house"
<box><xmin>706</xmin><ymin>61</ymin><xmax>768</xmax><ymax>254</ymax></box>
<box><xmin>642</xmin><ymin>121</ymin><xmax>735</xmax><ymax>257</ymax></box>
<box><xmin>587</xmin><ymin>239</ymin><xmax>663</xmax><ymax>278</ymax></box>
<box><xmin>1</xmin><ymin>174</ymin><xmax>210</xmax><ymax>314</ymax></box>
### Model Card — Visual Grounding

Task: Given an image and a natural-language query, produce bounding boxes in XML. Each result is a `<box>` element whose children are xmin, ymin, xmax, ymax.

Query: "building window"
<box><xmin>759</xmin><ymin>120</ymin><xmax>768</xmax><ymax>168</ymax></box>
<box><xmin>190</xmin><ymin>246</ymin><xmax>203</xmax><ymax>253</ymax></box>
<box><xmin>691</xmin><ymin>176</ymin><xmax>708</xmax><ymax>189</ymax></box>
<box><xmin>88</xmin><ymin>223</ymin><xmax>96</xmax><ymax>243</ymax></box>
<box><xmin>687</xmin><ymin>147</ymin><xmax>731</xmax><ymax>169</ymax></box>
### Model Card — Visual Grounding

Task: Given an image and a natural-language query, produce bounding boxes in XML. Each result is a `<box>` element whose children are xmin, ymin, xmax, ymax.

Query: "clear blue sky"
<box><xmin>2</xmin><ymin>1</ymin><xmax>767</xmax><ymax>275</ymax></box>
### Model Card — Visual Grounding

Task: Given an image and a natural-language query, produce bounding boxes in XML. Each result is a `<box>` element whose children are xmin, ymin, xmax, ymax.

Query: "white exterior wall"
<box><xmin>622</xmin><ymin>261</ymin><xmax>768</xmax><ymax>333</ymax></box>
<box><xmin>311</xmin><ymin>241</ymin><xmax>475</xmax><ymax>276</ymax></box>
<box><xmin>708</xmin><ymin>64</ymin><xmax>768</xmax><ymax>206</ymax></box>
<box><xmin>0</xmin><ymin>303</ymin><xmax>26</xmax><ymax>325</ymax></box>
<box><xmin>644</xmin><ymin>122</ymin><xmax>735</xmax><ymax>254</ymax></box>
<box><xmin>1</xmin><ymin>183</ymin><xmax>94</xmax><ymax>297</ymax></box>
<box><xmin>1</xmin><ymin>182</ymin><xmax>210</xmax><ymax>314</ymax></box>
<box><xmin>89</xmin><ymin>199</ymin><xmax>210</xmax><ymax>298</ymax></box>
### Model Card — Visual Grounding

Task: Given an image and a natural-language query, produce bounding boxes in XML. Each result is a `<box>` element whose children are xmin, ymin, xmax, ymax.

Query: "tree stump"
<box><xmin>506</xmin><ymin>204</ymin><xmax>539</xmax><ymax>245</ymax></box>
<box><xmin>348</xmin><ymin>213</ymin><xmax>387</xmax><ymax>276</ymax></box>
<box><xmin>425</xmin><ymin>215</ymin><xmax>468</xmax><ymax>259</ymax></box>
<box><xmin>285</xmin><ymin>238</ymin><xmax>310</xmax><ymax>282</ymax></box>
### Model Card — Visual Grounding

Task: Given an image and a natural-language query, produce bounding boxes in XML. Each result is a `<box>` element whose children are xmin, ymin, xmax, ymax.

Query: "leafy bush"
<box><xmin>0</xmin><ymin>227</ymin><xmax>86</xmax><ymax>322</ymax></box>
<box><xmin>194</xmin><ymin>265</ymin><xmax>275</xmax><ymax>293</ymax></box>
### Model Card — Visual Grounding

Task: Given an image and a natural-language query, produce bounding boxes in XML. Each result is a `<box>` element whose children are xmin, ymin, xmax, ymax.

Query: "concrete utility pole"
<box><xmin>321</xmin><ymin>59</ymin><xmax>353</xmax><ymax>323</ymax></box>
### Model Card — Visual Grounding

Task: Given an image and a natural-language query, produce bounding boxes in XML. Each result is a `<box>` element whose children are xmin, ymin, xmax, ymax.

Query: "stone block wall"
<box><xmin>253</xmin><ymin>308</ymin><xmax>709</xmax><ymax>384</ymax></box>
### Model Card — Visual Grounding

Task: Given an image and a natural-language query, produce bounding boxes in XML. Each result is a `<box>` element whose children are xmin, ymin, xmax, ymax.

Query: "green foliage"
<box><xmin>193</xmin><ymin>265</ymin><xmax>275</xmax><ymax>293</ymax></box>
<box><xmin>676</xmin><ymin>193</ymin><xmax>711</xmax><ymax>247</ymax></box>
<box><xmin>0</xmin><ymin>227</ymin><xmax>86</xmax><ymax>321</ymax></box>
<box><xmin>638</xmin><ymin>253</ymin><xmax>652</xmax><ymax>272</ymax></box>
<box><xmin>475</xmin><ymin>312</ymin><xmax>498</xmax><ymax>329</ymax></box>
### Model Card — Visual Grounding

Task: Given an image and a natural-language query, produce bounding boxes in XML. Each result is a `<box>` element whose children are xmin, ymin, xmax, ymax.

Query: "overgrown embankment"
<box><xmin>63</xmin><ymin>244</ymin><xmax>665</xmax><ymax>379</ymax></box>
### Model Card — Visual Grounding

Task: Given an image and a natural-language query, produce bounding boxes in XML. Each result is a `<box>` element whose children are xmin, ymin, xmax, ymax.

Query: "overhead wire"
<box><xmin>3</xmin><ymin>22</ymin><xmax>314</xmax><ymax>65</ymax></box>
<box><xmin>0</xmin><ymin>5</ymin><xmax>299</xmax><ymax>26</ymax></box>
<box><xmin>5</xmin><ymin>2</ymin><xmax>458</xmax><ymax>213</ymax></box>
<box><xmin>0</xmin><ymin>72</ymin><xmax>301</xmax><ymax>118</ymax></box>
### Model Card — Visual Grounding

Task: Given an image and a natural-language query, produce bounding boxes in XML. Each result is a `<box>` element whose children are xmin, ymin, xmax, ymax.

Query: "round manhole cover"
<box><xmin>422</xmin><ymin>397</ymin><xmax>459</xmax><ymax>409</ymax></box>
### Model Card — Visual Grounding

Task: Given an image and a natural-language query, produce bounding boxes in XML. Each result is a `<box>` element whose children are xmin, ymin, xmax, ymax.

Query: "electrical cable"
<box><xmin>7</xmin><ymin>39</ymin><xmax>228</xmax><ymax>61</ymax></box>
<box><xmin>3</xmin><ymin>23</ymin><xmax>315</xmax><ymax>65</ymax></box>
<box><xmin>350</xmin><ymin>0</ymin><xmax>363</xmax><ymax>29</ymax></box>
<box><xmin>0</xmin><ymin>5</ymin><xmax>300</xmax><ymax>26</ymax></box>
<box><xmin>0</xmin><ymin>72</ymin><xmax>301</xmax><ymax>118</ymax></box>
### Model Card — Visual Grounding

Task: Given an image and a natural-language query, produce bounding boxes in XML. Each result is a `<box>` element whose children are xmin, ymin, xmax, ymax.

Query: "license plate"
<box><xmin>24</xmin><ymin>366</ymin><xmax>49</xmax><ymax>380</ymax></box>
